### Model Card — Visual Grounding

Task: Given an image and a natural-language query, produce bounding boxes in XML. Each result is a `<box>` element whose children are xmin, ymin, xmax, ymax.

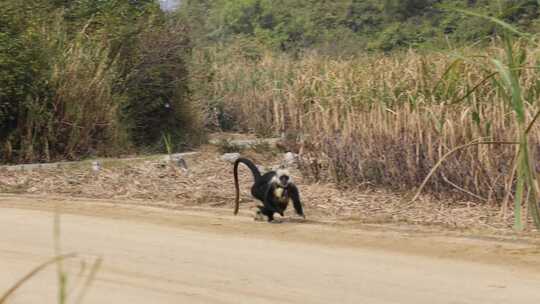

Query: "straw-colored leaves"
<box><xmin>203</xmin><ymin>39</ymin><xmax>540</xmax><ymax>230</ymax></box>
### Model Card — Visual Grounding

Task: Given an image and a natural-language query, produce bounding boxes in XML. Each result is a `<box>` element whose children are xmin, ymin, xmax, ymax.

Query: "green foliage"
<box><xmin>0</xmin><ymin>0</ymin><xmax>199</xmax><ymax>163</ymax></box>
<box><xmin>0</xmin><ymin>1</ymin><xmax>51</xmax><ymax>143</ymax></box>
<box><xmin>181</xmin><ymin>0</ymin><xmax>540</xmax><ymax>53</ymax></box>
<box><xmin>122</xmin><ymin>19</ymin><xmax>194</xmax><ymax>150</ymax></box>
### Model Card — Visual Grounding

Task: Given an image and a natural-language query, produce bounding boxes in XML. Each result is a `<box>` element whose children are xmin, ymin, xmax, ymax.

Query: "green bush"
<box><xmin>0</xmin><ymin>0</ymin><xmax>201</xmax><ymax>163</ymax></box>
<box><xmin>123</xmin><ymin>21</ymin><xmax>199</xmax><ymax>151</ymax></box>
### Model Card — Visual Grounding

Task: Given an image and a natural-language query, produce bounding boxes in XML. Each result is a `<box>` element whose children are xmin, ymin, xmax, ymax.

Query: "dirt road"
<box><xmin>1</xmin><ymin>195</ymin><xmax>540</xmax><ymax>304</ymax></box>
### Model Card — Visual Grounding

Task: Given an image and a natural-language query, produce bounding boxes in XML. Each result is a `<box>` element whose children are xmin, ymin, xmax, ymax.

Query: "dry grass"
<box><xmin>6</xmin><ymin>17</ymin><xmax>127</xmax><ymax>164</ymax></box>
<box><xmin>0</xmin><ymin>145</ymin><xmax>519</xmax><ymax>231</ymax></box>
<box><xmin>202</xmin><ymin>44</ymin><xmax>540</xmax><ymax>208</ymax></box>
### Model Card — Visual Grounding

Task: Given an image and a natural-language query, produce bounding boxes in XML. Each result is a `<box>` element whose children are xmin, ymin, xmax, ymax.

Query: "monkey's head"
<box><xmin>273</xmin><ymin>169</ymin><xmax>292</xmax><ymax>188</ymax></box>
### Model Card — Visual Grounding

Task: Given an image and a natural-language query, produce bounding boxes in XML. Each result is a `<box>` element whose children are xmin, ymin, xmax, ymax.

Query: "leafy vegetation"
<box><xmin>0</xmin><ymin>0</ymin><xmax>201</xmax><ymax>164</ymax></box>
<box><xmin>180</xmin><ymin>0</ymin><xmax>540</xmax><ymax>53</ymax></box>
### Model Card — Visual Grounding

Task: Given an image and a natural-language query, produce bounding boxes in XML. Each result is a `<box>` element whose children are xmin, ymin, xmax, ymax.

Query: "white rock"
<box><xmin>161</xmin><ymin>154</ymin><xmax>189</xmax><ymax>171</ymax></box>
<box><xmin>91</xmin><ymin>161</ymin><xmax>101</xmax><ymax>172</ymax></box>
<box><xmin>283</xmin><ymin>152</ymin><xmax>299</xmax><ymax>166</ymax></box>
<box><xmin>176</xmin><ymin>158</ymin><xmax>189</xmax><ymax>171</ymax></box>
<box><xmin>221</xmin><ymin>153</ymin><xmax>241</xmax><ymax>163</ymax></box>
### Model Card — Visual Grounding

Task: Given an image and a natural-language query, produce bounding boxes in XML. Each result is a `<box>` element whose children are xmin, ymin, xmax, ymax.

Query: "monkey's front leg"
<box><xmin>289</xmin><ymin>184</ymin><xmax>306</xmax><ymax>219</ymax></box>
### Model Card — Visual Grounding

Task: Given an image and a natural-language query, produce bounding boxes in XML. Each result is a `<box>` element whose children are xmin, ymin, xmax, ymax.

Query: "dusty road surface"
<box><xmin>1</xmin><ymin>195</ymin><xmax>540</xmax><ymax>304</ymax></box>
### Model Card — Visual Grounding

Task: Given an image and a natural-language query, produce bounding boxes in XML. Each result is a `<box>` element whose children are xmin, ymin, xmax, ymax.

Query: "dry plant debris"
<box><xmin>0</xmin><ymin>145</ymin><xmax>519</xmax><ymax>231</ymax></box>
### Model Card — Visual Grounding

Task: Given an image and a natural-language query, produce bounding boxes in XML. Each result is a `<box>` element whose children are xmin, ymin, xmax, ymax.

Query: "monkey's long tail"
<box><xmin>234</xmin><ymin>158</ymin><xmax>262</xmax><ymax>215</ymax></box>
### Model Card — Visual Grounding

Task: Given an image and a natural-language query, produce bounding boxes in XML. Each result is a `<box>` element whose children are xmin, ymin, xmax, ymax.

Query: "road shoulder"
<box><xmin>1</xmin><ymin>194</ymin><xmax>540</xmax><ymax>275</ymax></box>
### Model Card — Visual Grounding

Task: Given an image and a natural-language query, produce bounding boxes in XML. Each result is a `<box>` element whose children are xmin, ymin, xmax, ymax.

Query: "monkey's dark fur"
<box><xmin>234</xmin><ymin>157</ymin><xmax>305</xmax><ymax>222</ymax></box>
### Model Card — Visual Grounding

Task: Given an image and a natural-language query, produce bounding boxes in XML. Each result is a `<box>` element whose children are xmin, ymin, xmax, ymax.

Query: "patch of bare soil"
<box><xmin>0</xmin><ymin>143</ymin><xmax>527</xmax><ymax>234</ymax></box>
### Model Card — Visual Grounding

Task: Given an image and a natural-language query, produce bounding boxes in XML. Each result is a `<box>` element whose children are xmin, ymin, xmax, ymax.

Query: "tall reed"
<box><xmin>202</xmin><ymin>43</ymin><xmax>540</xmax><ymax>222</ymax></box>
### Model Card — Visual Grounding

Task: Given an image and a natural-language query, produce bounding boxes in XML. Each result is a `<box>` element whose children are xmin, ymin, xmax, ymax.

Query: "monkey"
<box><xmin>233</xmin><ymin>157</ymin><xmax>305</xmax><ymax>222</ymax></box>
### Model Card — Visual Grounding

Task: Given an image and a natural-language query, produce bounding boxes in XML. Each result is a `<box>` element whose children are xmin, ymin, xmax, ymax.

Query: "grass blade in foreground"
<box><xmin>0</xmin><ymin>254</ymin><xmax>78</xmax><ymax>304</ymax></box>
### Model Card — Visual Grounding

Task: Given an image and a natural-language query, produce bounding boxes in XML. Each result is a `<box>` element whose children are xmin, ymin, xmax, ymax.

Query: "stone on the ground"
<box><xmin>210</xmin><ymin>138</ymin><xmax>280</xmax><ymax>149</ymax></box>
<box><xmin>283</xmin><ymin>152</ymin><xmax>299</xmax><ymax>167</ymax></box>
<box><xmin>221</xmin><ymin>153</ymin><xmax>241</xmax><ymax>163</ymax></box>
<box><xmin>176</xmin><ymin>158</ymin><xmax>188</xmax><ymax>171</ymax></box>
<box><xmin>160</xmin><ymin>154</ymin><xmax>189</xmax><ymax>171</ymax></box>
<box><xmin>91</xmin><ymin>161</ymin><xmax>101</xmax><ymax>172</ymax></box>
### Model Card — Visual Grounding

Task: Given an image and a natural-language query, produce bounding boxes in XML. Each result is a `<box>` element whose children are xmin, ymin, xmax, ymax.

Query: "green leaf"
<box><xmin>448</xmin><ymin>7</ymin><xmax>532</xmax><ymax>39</ymax></box>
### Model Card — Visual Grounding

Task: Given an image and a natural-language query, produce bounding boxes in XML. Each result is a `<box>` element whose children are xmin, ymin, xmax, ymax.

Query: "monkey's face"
<box><xmin>275</xmin><ymin>169</ymin><xmax>292</xmax><ymax>188</ymax></box>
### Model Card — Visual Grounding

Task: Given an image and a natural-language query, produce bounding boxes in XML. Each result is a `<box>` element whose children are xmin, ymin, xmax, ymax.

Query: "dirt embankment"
<box><xmin>0</xmin><ymin>141</ymin><xmax>526</xmax><ymax>232</ymax></box>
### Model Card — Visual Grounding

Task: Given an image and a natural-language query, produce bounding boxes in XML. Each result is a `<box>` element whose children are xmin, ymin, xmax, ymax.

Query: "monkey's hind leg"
<box><xmin>254</xmin><ymin>209</ymin><xmax>265</xmax><ymax>222</ymax></box>
<box><xmin>257</xmin><ymin>206</ymin><xmax>280</xmax><ymax>223</ymax></box>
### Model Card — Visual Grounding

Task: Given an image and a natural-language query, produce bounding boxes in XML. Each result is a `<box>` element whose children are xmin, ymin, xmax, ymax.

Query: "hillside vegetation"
<box><xmin>180</xmin><ymin>0</ymin><xmax>540</xmax><ymax>53</ymax></box>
